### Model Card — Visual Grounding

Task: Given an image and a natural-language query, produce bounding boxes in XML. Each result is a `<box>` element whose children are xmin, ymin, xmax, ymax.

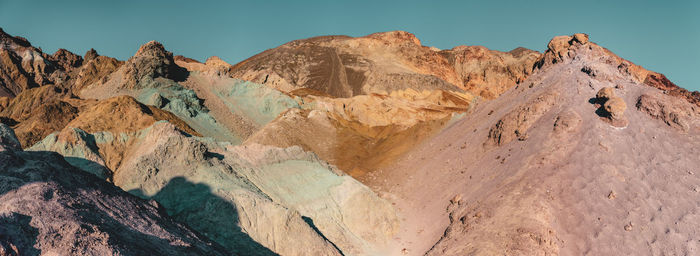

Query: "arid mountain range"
<box><xmin>0</xmin><ymin>27</ymin><xmax>698</xmax><ymax>255</ymax></box>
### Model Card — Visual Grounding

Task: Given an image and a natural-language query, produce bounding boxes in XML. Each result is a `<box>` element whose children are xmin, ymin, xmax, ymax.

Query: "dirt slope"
<box><xmin>369</xmin><ymin>34</ymin><xmax>700</xmax><ymax>255</ymax></box>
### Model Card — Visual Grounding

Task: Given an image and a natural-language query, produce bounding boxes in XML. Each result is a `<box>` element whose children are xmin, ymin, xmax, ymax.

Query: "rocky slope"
<box><xmin>1</xmin><ymin>29</ymin><xmax>401</xmax><ymax>255</ymax></box>
<box><xmin>246</xmin><ymin>89</ymin><xmax>473</xmax><ymax>179</ymax></box>
<box><xmin>230</xmin><ymin>31</ymin><xmax>541</xmax><ymax>99</ymax></box>
<box><xmin>367</xmin><ymin>34</ymin><xmax>700</xmax><ymax>255</ymax></box>
<box><xmin>30</xmin><ymin>120</ymin><xmax>399</xmax><ymax>255</ymax></box>
<box><xmin>0</xmin><ymin>123</ymin><xmax>228</xmax><ymax>255</ymax></box>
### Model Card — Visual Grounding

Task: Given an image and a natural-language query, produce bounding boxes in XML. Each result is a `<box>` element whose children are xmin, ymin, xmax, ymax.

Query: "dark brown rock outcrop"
<box><xmin>49</xmin><ymin>48</ymin><xmax>83</xmax><ymax>71</ymax></box>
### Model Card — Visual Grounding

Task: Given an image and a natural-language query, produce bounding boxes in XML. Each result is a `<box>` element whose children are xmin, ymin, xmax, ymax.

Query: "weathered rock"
<box><xmin>487</xmin><ymin>90</ymin><xmax>558</xmax><ymax>146</ymax></box>
<box><xmin>536</xmin><ymin>33</ymin><xmax>700</xmax><ymax>108</ymax></box>
<box><xmin>442</xmin><ymin>45</ymin><xmax>541</xmax><ymax>99</ymax></box>
<box><xmin>84</xmin><ymin>48</ymin><xmax>99</xmax><ymax>62</ymax></box>
<box><xmin>596</xmin><ymin>87</ymin><xmax>615</xmax><ymax>101</ymax></box>
<box><xmin>174</xmin><ymin>55</ymin><xmax>232</xmax><ymax>76</ymax></box>
<box><xmin>553</xmin><ymin>109</ymin><xmax>582</xmax><ymax>134</ymax></box>
<box><xmin>0</xmin><ymin>126</ymin><xmax>228</xmax><ymax>255</ymax></box>
<box><xmin>0</xmin><ymin>123</ymin><xmax>20</xmax><ymax>151</ymax></box>
<box><xmin>72</xmin><ymin>54</ymin><xmax>123</xmax><ymax>92</ymax></box>
<box><xmin>593</xmin><ymin>87</ymin><xmax>627</xmax><ymax>125</ymax></box>
<box><xmin>546</xmin><ymin>35</ymin><xmax>573</xmax><ymax>61</ymax></box>
<box><xmin>573</xmin><ymin>33</ymin><xmax>589</xmax><ymax>44</ymax></box>
<box><xmin>0</xmin><ymin>29</ymin><xmax>63</xmax><ymax>96</ymax></box>
<box><xmin>0</xmin><ymin>49</ymin><xmax>37</xmax><ymax>97</ymax></box>
<box><xmin>636</xmin><ymin>93</ymin><xmax>698</xmax><ymax>131</ymax></box>
<box><xmin>87</xmin><ymin>41</ymin><xmax>188</xmax><ymax>91</ymax></box>
<box><xmin>604</xmin><ymin>96</ymin><xmax>626</xmax><ymax>120</ymax></box>
<box><xmin>383</xmin><ymin>34</ymin><xmax>700</xmax><ymax>256</ymax></box>
<box><xmin>49</xmin><ymin>48</ymin><xmax>83</xmax><ymax>71</ymax></box>
<box><xmin>10</xmin><ymin>100</ymin><xmax>79</xmax><ymax>148</ymax></box>
<box><xmin>123</xmin><ymin>41</ymin><xmax>188</xmax><ymax>87</ymax></box>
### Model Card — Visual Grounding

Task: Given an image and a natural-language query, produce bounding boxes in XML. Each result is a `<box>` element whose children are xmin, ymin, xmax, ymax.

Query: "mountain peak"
<box><xmin>84</xmin><ymin>48</ymin><xmax>99</xmax><ymax>62</ymax></box>
<box><xmin>536</xmin><ymin>33</ymin><xmax>699</xmax><ymax>106</ymax></box>
<box><xmin>0</xmin><ymin>27</ymin><xmax>32</xmax><ymax>48</ymax></box>
<box><xmin>543</xmin><ymin>33</ymin><xmax>591</xmax><ymax>63</ymax></box>
<box><xmin>365</xmin><ymin>30</ymin><xmax>422</xmax><ymax>46</ymax></box>
<box><xmin>51</xmin><ymin>48</ymin><xmax>83</xmax><ymax>69</ymax></box>
<box><xmin>115</xmin><ymin>40</ymin><xmax>187</xmax><ymax>88</ymax></box>
<box><xmin>134</xmin><ymin>40</ymin><xmax>169</xmax><ymax>58</ymax></box>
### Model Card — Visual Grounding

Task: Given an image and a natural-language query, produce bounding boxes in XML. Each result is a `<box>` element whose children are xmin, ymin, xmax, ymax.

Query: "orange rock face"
<box><xmin>230</xmin><ymin>31</ymin><xmax>541</xmax><ymax>99</ymax></box>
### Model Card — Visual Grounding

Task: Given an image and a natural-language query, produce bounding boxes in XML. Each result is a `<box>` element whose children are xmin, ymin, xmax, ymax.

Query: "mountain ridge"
<box><xmin>0</xmin><ymin>28</ymin><xmax>698</xmax><ymax>255</ymax></box>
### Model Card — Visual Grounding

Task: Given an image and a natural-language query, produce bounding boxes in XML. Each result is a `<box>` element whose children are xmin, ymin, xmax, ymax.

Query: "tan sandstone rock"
<box><xmin>604</xmin><ymin>97</ymin><xmax>627</xmax><ymax>120</ymax></box>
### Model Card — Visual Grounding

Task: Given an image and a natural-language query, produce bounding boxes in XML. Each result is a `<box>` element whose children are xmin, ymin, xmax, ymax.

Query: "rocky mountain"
<box><xmin>0</xmin><ymin>27</ymin><xmax>698</xmax><ymax>256</ymax></box>
<box><xmin>230</xmin><ymin>31</ymin><xmax>541</xmax><ymax>99</ymax></box>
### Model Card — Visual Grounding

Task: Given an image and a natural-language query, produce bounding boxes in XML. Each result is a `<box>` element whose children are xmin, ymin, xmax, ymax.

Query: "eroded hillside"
<box><xmin>1</xmin><ymin>27</ymin><xmax>698</xmax><ymax>256</ymax></box>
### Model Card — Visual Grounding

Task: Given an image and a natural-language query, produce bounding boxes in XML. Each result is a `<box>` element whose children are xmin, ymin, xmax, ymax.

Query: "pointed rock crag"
<box><xmin>84</xmin><ymin>48</ymin><xmax>98</xmax><ymax>62</ymax></box>
<box><xmin>119</xmin><ymin>41</ymin><xmax>188</xmax><ymax>89</ymax></box>
<box><xmin>0</xmin><ymin>27</ymin><xmax>121</xmax><ymax>98</ymax></box>
<box><xmin>0</xmin><ymin>124</ymin><xmax>228</xmax><ymax>255</ymax></box>
<box><xmin>73</xmin><ymin>48</ymin><xmax>123</xmax><ymax>92</ymax></box>
<box><xmin>49</xmin><ymin>48</ymin><xmax>83</xmax><ymax>71</ymax></box>
<box><xmin>0</xmin><ymin>27</ymin><xmax>59</xmax><ymax>97</ymax></box>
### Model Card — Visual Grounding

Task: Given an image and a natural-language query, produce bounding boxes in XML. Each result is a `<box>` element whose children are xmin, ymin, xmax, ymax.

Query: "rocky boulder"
<box><xmin>594</xmin><ymin>87</ymin><xmax>627</xmax><ymax>126</ymax></box>
<box><xmin>596</xmin><ymin>86</ymin><xmax>614</xmax><ymax>100</ymax></box>
<box><xmin>604</xmin><ymin>96</ymin><xmax>627</xmax><ymax>120</ymax></box>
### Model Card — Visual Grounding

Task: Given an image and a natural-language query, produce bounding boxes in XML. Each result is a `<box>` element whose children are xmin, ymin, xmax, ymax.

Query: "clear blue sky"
<box><xmin>1</xmin><ymin>0</ymin><xmax>698</xmax><ymax>91</ymax></box>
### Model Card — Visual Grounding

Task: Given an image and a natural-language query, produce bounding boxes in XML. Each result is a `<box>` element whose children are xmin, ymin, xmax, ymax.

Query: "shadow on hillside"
<box><xmin>302</xmin><ymin>216</ymin><xmax>345</xmax><ymax>256</ymax></box>
<box><xmin>131</xmin><ymin>177</ymin><xmax>279</xmax><ymax>256</ymax></box>
<box><xmin>588</xmin><ymin>97</ymin><xmax>611</xmax><ymax>118</ymax></box>
<box><xmin>0</xmin><ymin>213</ymin><xmax>40</xmax><ymax>256</ymax></box>
<box><xmin>172</xmin><ymin>65</ymin><xmax>190</xmax><ymax>82</ymax></box>
<box><xmin>13</xmin><ymin>148</ymin><xmax>276</xmax><ymax>254</ymax></box>
<box><xmin>0</xmin><ymin>149</ymin><xmax>228</xmax><ymax>255</ymax></box>
<box><xmin>63</xmin><ymin>157</ymin><xmax>112</xmax><ymax>180</ymax></box>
